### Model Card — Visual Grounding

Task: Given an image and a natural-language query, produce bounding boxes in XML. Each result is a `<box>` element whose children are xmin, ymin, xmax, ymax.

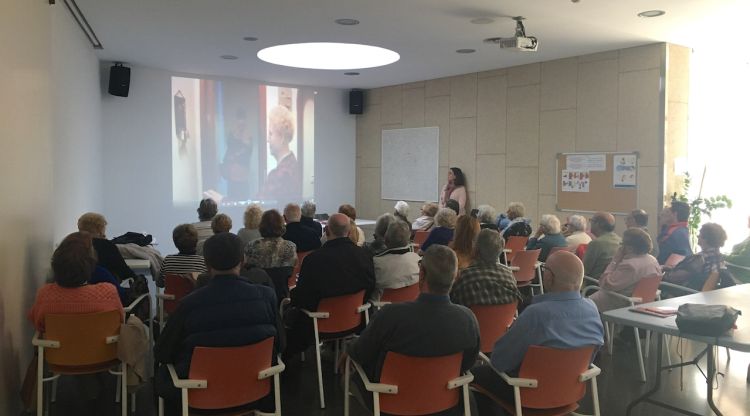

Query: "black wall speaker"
<box><xmin>349</xmin><ymin>90</ymin><xmax>364</xmax><ymax>115</ymax></box>
<box><xmin>108</xmin><ymin>64</ymin><xmax>131</xmax><ymax>97</ymax></box>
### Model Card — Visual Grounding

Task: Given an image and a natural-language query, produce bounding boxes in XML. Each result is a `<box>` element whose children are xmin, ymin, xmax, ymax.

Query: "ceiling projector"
<box><xmin>484</xmin><ymin>16</ymin><xmax>538</xmax><ymax>52</ymax></box>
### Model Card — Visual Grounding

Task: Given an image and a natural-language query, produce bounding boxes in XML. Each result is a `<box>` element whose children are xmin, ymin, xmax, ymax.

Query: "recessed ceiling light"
<box><xmin>257</xmin><ymin>42</ymin><xmax>399</xmax><ymax>70</ymax></box>
<box><xmin>335</xmin><ymin>18</ymin><xmax>360</xmax><ymax>26</ymax></box>
<box><xmin>243</xmin><ymin>36</ymin><xmax>258</xmax><ymax>42</ymax></box>
<box><xmin>638</xmin><ymin>10</ymin><xmax>666</xmax><ymax>18</ymax></box>
<box><xmin>220</xmin><ymin>55</ymin><xmax>238</xmax><ymax>60</ymax></box>
<box><xmin>456</xmin><ymin>49</ymin><xmax>476</xmax><ymax>54</ymax></box>
<box><xmin>344</xmin><ymin>72</ymin><xmax>360</xmax><ymax>76</ymax></box>
<box><xmin>470</xmin><ymin>17</ymin><xmax>495</xmax><ymax>25</ymax></box>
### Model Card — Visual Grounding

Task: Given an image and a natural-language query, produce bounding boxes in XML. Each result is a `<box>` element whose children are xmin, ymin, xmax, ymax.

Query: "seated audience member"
<box><xmin>563</xmin><ymin>214</ymin><xmax>592</xmax><ymax>249</ymax></box>
<box><xmin>282</xmin><ymin>203</ymin><xmax>322</xmax><ymax>252</ymax></box>
<box><xmin>625</xmin><ymin>208</ymin><xmax>658</xmax><ymax>257</ymax></box>
<box><xmin>664</xmin><ymin>223</ymin><xmax>728</xmax><ymax>291</ymax></box>
<box><xmin>445</xmin><ymin>198</ymin><xmax>461</xmax><ymax>216</ymax></box>
<box><xmin>365</xmin><ymin>213</ymin><xmax>397</xmax><ymax>256</ymax></box>
<box><xmin>155</xmin><ymin>233</ymin><xmax>280</xmax><ymax>415</ymax></box>
<box><xmin>394</xmin><ymin>200</ymin><xmax>410</xmax><ymax>224</ymax></box>
<box><xmin>346</xmin><ymin>245</ymin><xmax>480</xmax><ymax>413</ymax></box>
<box><xmin>583</xmin><ymin>212</ymin><xmax>621</xmax><ymax>279</ymax></box>
<box><xmin>285</xmin><ymin>213</ymin><xmax>375</xmax><ymax>355</ymax></box>
<box><xmin>371</xmin><ymin>221</ymin><xmax>421</xmax><ymax>301</ymax></box>
<box><xmin>77</xmin><ymin>212</ymin><xmax>136</xmax><ymax>281</ymax></box>
<box><xmin>300</xmin><ymin>200</ymin><xmax>323</xmax><ymax>237</ymax></box>
<box><xmin>589</xmin><ymin>228</ymin><xmax>660</xmax><ymax>312</ymax></box>
<box><xmin>245</xmin><ymin>209</ymin><xmax>297</xmax><ymax>269</ymax></box>
<box><xmin>526</xmin><ymin>214</ymin><xmax>567</xmax><ymax>262</ymax></box>
<box><xmin>196</xmin><ymin>213</ymin><xmax>232</xmax><ymax>255</ymax></box>
<box><xmin>419</xmin><ymin>208</ymin><xmax>457</xmax><ymax>253</ymax></box>
<box><xmin>237</xmin><ymin>204</ymin><xmax>263</xmax><ymax>247</ymax></box>
<box><xmin>450</xmin><ymin>214</ymin><xmax>481</xmax><ymax>270</ymax></box>
<box><xmin>29</xmin><ymin>232</ymin><xmax>124</xmax><ymax>331</ymax></box>
<box><xmin>725</xmin><ymin>215</ymin><xmax>750</xmax><ymax>283</ymax></box>
<box><xmin>477</xmin><ymin>204</ymin><xmax>499</xmax><ymax>231</ymax></box>
<box><xmin>471</xmin><ymin>251</ymin><xmax>604</xmax><ymax>409</ymax></box>
<box><xmin>158</xmin><ymin>224</ymin><xmax>207</xmax><ymax>288</ymax></box>
<box><xmin>411</xmin><ymin>202</ymin><xmax>439</xmax><ymax>231</ymax></box>
<box><xmin>338</xmin><ymin>204</ymin><xmax>366</xmax><ymax>246</ymax></box>
<box><xmin>500</xmin><ymin>202</ymin><xmax>532</xmax><ymax>240</ymax></box>
<box><xmin>451</xmin><ymin>229</ymin><xmax>521</xmax><ymax>307</ymax></box>
<box><xmin>192</xmin><ymin>198</ymin><xmax>218</xmax><ymax>246</ymax></box>
<box><xmin>657</xmin><ymin>201</ymin><xmax>692</xmax><ymax>265</ymax></box>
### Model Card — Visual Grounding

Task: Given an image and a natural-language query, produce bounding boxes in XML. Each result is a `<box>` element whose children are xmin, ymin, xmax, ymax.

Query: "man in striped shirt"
<box><xmin>158</xmin><ymin>224</ymin><xmax>207</xmax><ymax>287</ymax></box>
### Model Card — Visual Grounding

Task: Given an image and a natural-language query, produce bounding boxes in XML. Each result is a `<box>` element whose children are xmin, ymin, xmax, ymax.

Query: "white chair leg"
<box><xmin>645</xmin><ymin>330</ymin><xmax>651</xmax><ymax>358</ymax></box>
<box><xmin>130</xmin><ymin>393</ymin><xmax>136</xmax><ymax>413</ymax></box>
<box><xmin>462</xmin><ymin>385</ymin><xmax>471</xmax><ymax>416</ymax></box>
<box><xmin>51</xmin><ymin>377</ymin><xmax>58</xmax><ymax>402</ymax></box>
<box><xmin>115</xmin><ymin>371</ymin><xmax>122</xmax><ymax>403</ymax></box>
<box><xmin>513</xmin><ymin>386</ymin><xmax>523</xmax><ymax>416</ymax></box>
<box><xmin>312</xmin><ymin>319</ymin><xmax>325</xmax><ymax>408</ymax></box>
<box><xmin>158</xmin><ymin>397</ymin><xmax>164</xmax><ymax>416</ymax></box>
<box><xmin>590</xmin><ymin>376</ymin><xmax>601</xmax><ymax>416</ymax></box>
<box><xmin>633</xmin><ymin>327</ymin><xmax>647</xmax><ymax>382</ymax></box>
<box><xmin>344</xmin><ymin>357</ymin><xmax>351</xmax><ymax>416</ymax></box>
<box><xmin>37</xmin><ymin>348</ymin><xmax>44</xmax><ymax>416</ymax></box>
<box><xmin>121</xmin><ymin>363</ymin><xmax>128</xmax><ymax>416</ymax></box>
<box><xmin>273</xmin><ymin>373</ymin><xmax>282</xmax><ymax>416</ymax></box>
<box><xmin>181</xmin><ymin>388</ymin><xmax>189</xmax><ymax>416</ymax></box>
<box><xmin>373</xmin><ymin>392</ymin><xmax>381</xmax><ymax>416</ymax></box>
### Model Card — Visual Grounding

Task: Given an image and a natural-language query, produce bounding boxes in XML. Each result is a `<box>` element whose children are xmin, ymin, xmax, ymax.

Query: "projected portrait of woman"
<box><xmin>259</xmin><ymin>104</ymin><xmax>301</xmax><ymax>202</ymax></box>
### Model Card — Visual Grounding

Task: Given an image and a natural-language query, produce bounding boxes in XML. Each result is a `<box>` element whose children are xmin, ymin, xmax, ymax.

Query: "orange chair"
<box><xmin>371</xmin><ymin>282</ymin><xmax>420</xmax><ymax>309</ymax></box>
<box><xmin>510</xmin><ymin>249</ymin><xmax>543</xmax><ymax>295</ymax></box>
<box><xmin>473</xmin><ymin>345</ymin><xmax>601</xmax><ymax>416</ymax></box>
<box><xmin>344</xmin><ymin>352</ymin><xmax>473</xmax><ymax>416</ymax></box>
<box><xmin>32</xmin><ymin>310</ymin><xmax>127</xmax><ymax>416</ymax></box>
<box><xmin>413</xmin><ymin>230</ymin><xmax>430</xmax><ymax>250</ymax></box>
<box><xmin>470</xmin><ymin>301</ymin><xmax>519</xmax><ymax>354</ymax></box>
<box><xmin>289</xmin><ymin>250</ymin><xmax>313</xmax><ymax>289</ymax></box>
<box><xmin>158</xmin><ymin>337</ymin><xmax>284</xmax><ymax>416</ymax></box>
<box><xmin>504</xmin><ymin>236</ymin><xmax>530</xmax><ymax>263</ymax></box>
<box><xmin>157</xmin><ymin>273</ymin><xmax>195</xmax><ymax>326</ymax></box>
<box><xmin>575</xmin><ymin>243</ymin><xmax>588</xmax><ymax>260</ymax></box>
<box><xmin>303</xmin><ymin>290</ymin><xmax>371</xmax><ymax>408</ymax></box>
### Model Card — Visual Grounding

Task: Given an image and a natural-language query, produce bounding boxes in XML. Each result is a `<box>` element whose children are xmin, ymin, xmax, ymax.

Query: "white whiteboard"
<box><xmin>381</xmin><ymin>127</ymin><xmax>439</xmax><ymax>201</ymax></box>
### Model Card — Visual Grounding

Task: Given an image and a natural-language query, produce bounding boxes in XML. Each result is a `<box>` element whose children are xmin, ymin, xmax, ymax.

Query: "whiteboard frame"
<box><xmin>380</xmin><ymin>127</ymin><xmax>439</xmax><ymax>201</ymax></box>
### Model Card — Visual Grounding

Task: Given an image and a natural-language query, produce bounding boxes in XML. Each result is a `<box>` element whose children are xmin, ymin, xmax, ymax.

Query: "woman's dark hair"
<box><xmin>622</xmin><ymin>228</ymin><xmax>652</xmax><ymax>255</ymax></box>
<box><xmin>197</xmin><ymin>198</ymin><xmax>218</xmax><ymax>221</ymax></box>
<box><xmin>338</xmin><ymin>204</ymin><xmax>357</xmax><ymax>220</ymax></box>
<box><xmin>445</xmin><ymin>199</ymin><xmax>460</xmax><ymax>215</ymax></box>
<box><xmin>699</xmin><ymin>223</ymin><xmax>727</xmax><ymax>248</ymax></box>
<box><xmin>172</xmin><ymin>224</ymin><xmax>198</xmax><ymax>253</ymax></box>
<box><xmin>52</xmin><ymin>232</ymin><xmax>97</xmax><ymax>288</ymax></box>
<box><xmin>259</xmin><ymin>209</ymin><xmax>286</xmax><ymax>238</ymax></box>
<box><xmin>450</xmin><ymin>167</ymin><xmax>466</xmax><ymax>187</ymax></box>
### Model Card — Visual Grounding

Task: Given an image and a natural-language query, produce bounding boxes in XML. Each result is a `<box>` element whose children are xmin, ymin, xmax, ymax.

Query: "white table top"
<box><xmin>602</xmin><ymin>284</ymin><xmax>750</xmax><ymax>352</ymax></box>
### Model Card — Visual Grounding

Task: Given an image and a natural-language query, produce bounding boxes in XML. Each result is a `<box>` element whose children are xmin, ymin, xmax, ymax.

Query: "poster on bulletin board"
<box><xmin>556</xmin><ymin>152</ymin><xmax>639</xmax><ymax>214</ymax></box>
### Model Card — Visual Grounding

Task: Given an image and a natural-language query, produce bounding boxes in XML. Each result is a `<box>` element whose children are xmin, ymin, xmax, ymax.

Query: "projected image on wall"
<box><xmin>171</xmin><ymin>77</ymin><xmax>315</xmax><ymax>208</ymax></box>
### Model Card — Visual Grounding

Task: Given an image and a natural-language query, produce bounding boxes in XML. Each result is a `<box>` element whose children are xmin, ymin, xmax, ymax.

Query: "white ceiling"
<box><xmin>76</xmin><ymin>0</ymin><xmax>750</xmax><ymax>89</ymax></box>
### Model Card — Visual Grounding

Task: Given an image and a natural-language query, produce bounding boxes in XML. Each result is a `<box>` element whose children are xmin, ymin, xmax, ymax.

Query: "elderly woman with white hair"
<box><xmin>526</xmin><ymin>214</ymin><xmax>568</xmax><ymax>262</ymax></box>
<box><xmin>411</xmin><ymin>202</ymin><xmax>439</xmax><ymax>231</ymax></box>
<box><xmin>419</xmin><ymin>208</ymin><xmax>457</xmax><ymax>254</ymax></box>
<box><xmin>500</xmin><ymin>202</ymin><xmax>532</xmax><ymax>240</ymax></box>
<box><xmin>477</xmin><ymin>204</ymin><xmax>498</xmax><ymax>231</ymax></box>
<box><xmin>394</xmin><ymin>200</ymin><xmax>410</xmax><ymax>224</ymax></box>
<box><xmin>564</xmin><ymin>214</ymin><xmax>592</xmax><ymax>249</ymax></box>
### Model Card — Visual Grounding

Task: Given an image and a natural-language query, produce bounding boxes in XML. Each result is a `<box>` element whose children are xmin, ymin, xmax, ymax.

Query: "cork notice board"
<box><xmin>556</xmin><ymin>152</ymin><xmax>638</xmax><ymax>214</ymax></box>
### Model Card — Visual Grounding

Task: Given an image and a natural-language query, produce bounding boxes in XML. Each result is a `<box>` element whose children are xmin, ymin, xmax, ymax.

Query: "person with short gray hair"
<box><xmin>365</xmin><ymin>213</ymin><xmax>397</xmax><ymax>256</ymax></box>
<box><xmin>564</xmin><ymin>214</ymin><xmax>592</xmax><ymax>249</ymax></box>
<box><xmin>526</xmin><ymin>214</ymin><xmax>568</xmax><ymax>262</ymax></box>
<box><xmin>412</xmin><ymin>202</ymin><xmax>439</xmax><ymax>231</ymax></box>
<box><xmin>500</xmin><ymin>202</ymin><xmax>532</xmax><ymax>240</ymax></box>
<box><xmin>282</xmin><ymin>203</ymin><xmax>322</xmax><ymax>252</ymax></box>
<box><xmin>419</xmin><ymin>208</ymin><xmax>457</xmax><ymax>254</ymax></box>
<box><xmin>300</xmin><ymin>200</ymin><xmax>323</xmax><ymax>237</ymax></box>
<box><xmin>371</xmin><ymin>221</ymin><xmax>421</xmax><ymax>301</ymax></box>
<box><xmin>451</xmin><ymin>229</ymin><xmax>522</xmax><ymax>308</ymax></box>
<box><xmin>477</xmin><ymin>205</ymin><xmax>498</xmax><ymax>230</ymax></box>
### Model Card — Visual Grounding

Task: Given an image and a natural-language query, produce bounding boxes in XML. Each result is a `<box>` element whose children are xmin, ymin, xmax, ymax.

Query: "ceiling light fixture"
<box><xmin>257</xmin><ymin>42</ymin><xmax>399</xmax><ymax>70</ymax></box>
<box><xmin>470</xmin><ymin>17</ymin><xmax>495</xmax><ymax>25</ymax></box>
<box><xmin>344</xmin><ymin>72</ymin><xmax>360</xmax><ymax>76</ymax></box>
<box><xmin>243</xmin><ymin>36</ymin><xmax>258</xmax><ymax>41</ymax></box>
<box><xmin>456</xmin><ymin>49</ymin><xmax>476</xmax><ymax>54</ymax></box>
<box><xmin>638</xmin><ymin>10</ymin><xmax>666</xmax><ymax>18</ymax></box>
<box><xmin>220</xmin><ymin>55</ymin><xmax>238</xmax><ymax>60</ymax></box>
<box><xmin>335</xmin><ymin>18</ymin><xmax>360</xmax><ymax>26</ymax></box>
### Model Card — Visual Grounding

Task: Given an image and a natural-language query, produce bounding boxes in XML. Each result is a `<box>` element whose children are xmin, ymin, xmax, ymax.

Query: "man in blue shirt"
<box><xmin>472</xmin><ymin>250</ymin><xmax>604</xmax><ymax>408</ymax></box>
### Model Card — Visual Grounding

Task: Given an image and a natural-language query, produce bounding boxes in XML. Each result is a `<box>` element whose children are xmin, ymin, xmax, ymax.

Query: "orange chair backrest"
<box><xmin>380</xmin><ymin>283</ymin><xmax>420</xmax><ymax>304</ymax></box>
<box><xmin>188</xmin><ymin>337</ymin><xmax>275</xmax><ymax>410</ymax></box>
<box><xmin>575</xmin><ymin>244</ymin><xmax>588</xmax><ymax>260</ymax></box>
<box><xmin>470</xmin><ymin>301</ymin><xmax>518</xmax><ymax>354</ymax></box>
<box><xmin>517</xmin><ymin>345</ymin><xmax>595</xmax><ymax>409</ymax></box>
<box><xmin>44</xmin><ymin>310</ymin><xmax>121</xmax><ymax>367</ymax></box>
<box><xmin>413</xmin><ymin>231</ymin><xmax>430</xmax><ymax>248</ymax></box>
<box><xmin>379</xmin><ymin>351</ymin><xmax>463</xmax><ymax>415</ymax></box>
<box><xmin>511</xmin><ymin>249</ymin><xmax>541</xmax><ymax>283</ymax></box>
<box><xmin>504</xmin><ymin>236</ymin><xmax>529</xmax><ymax>263</ymax></box>
<box><xmin>631</xmin><ymin>273</ymin><xmax>663</xmax><ymax>304</ymax></box>
<box><xmin>164</xmin><ymin>273</ymin><xmax>195</xmax><ymax>314</ymax></box>
<box><xmin>664</xmin><ymin>254</ymin><xmax>685</xmax><ymax>269</ymax></box>
<box><xmin>290</xmin><ymin>250</ymin><xmax>313</xmax><ymax>288</ymax></box>
<box><xmin>316</xmin><ymin>290</ymin><xmax>366</xmax><ymax>334</ymax></box>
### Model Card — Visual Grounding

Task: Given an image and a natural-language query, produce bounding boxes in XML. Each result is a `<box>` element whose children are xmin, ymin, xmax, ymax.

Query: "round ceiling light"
<box><xmin>243</xmin><ymin>36</ymin><xmax>258</xmax><ymax>42</ymax></box>
<box><xmin>344</xmin><ymin>72</ymin><xmax>360</xmax><ymax>76</ymax></box>
<box><xmin>220</xmin><ymin>55</ymin><xmax>238</xmax><ymax>60</ymax></box>
<box><xmin>335</xmin><ymin>18</ymin><xmax>360</xmax><ymax>26</ymax></box>
<box><xmin>456</xmin><ymin>49</ymin><xmax>476</xmax><ymax>54</ymax></box>
<box><xmin>638</xmin><ymin>10</ymin><xmax>666</xmax><ymax>18</ymax></box>
<box><xmin>257</xmin><ymin>42</ymin><xmax>399</xmax><ymax>70</ymax></box>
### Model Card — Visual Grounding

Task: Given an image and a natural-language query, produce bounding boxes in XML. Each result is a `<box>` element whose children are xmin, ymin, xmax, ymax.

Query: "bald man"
<box><xmin>285</xmin><ymin>213</ymin><xmax>375</xmax><ymax>355</ymax></box>
<box><xmin>583</xmin><ymin>211</ymin><xmax>622</xmax><ymax>279</ymax></box>
<box><xmin>472</xmin><ymin>251</ymin><xmax>604</xmax><ymax>408</ymax></box>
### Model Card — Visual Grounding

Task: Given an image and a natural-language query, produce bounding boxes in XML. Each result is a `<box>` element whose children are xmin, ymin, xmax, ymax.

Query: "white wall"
<box><xmin>101</xmin><ymin>65</ymin><xmax>356</xmax><ymax>254</ymax></box>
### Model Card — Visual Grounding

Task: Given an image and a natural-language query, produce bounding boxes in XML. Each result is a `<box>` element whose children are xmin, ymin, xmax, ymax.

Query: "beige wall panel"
<box><xmin>450</xmin><ymin>74</ymin><xmax>478</xmax><ymax>118</ymax></box>
<box><xmin>668</xmin><ymin>45</ymin><xmax>691</xmax><ymax>104</ymax></box>
<box><xmin>576</xmin><ymin>59</ymin><xmax>619</xmax><ymax>151</ymax></box>
<box><xmin>618</xmin><ymin>69</ymin><xmax>661</xmax><ymax>166</ymax></box>
<box><xmin>619</xmin><ymin>44</ymin><xmax>663</xmax><ymax>72</ymax></box>
<box><xmin>508</xmin><ymin>63</ymin><xmax>541</xmax><ymax>87</ymax></box>
<box><xmin>506</xmin><ymin>167</ymin><xmax>540</xmax><ymax>223</ymax></box>
<box><xmin>403</xmin><ymin>81</ymin><xmax>425</xmax><ymax>90</ymax></box>
<box><xmin>425</xmin><ymin>77</ymin><xmax>451</xmax><ymax>97</ymax></box>
<box><xmin>507</xmin><ymin>85</ymin><xmax>540</xmax><ymax>167</ymax></box>
<box><xmin>449</xmin><ymin>117</ymin><xmax>477</xmax><ymax>184</ymax></box>
<box><xmin>358</xmin><ymin>167</ymin><xmax>382</xmax><ymax>219</ymax></box>
<box><xmin>538</xmin><ymin>194</ymin><xmax>558</xmax><ymax>223</ymax></box>
<box><xmin>357</xmin><ymin>104</ymin><xmax>381</xmax><ymax>162</ymax></box>
<box><xmin>539</xmin><ymin>109</ymin><xmax>577</xmax><ymax>194</ymax></box>
<box><xmin>541</xmin><ymin>58</ymin><xmax>578</xmax><ymax>111</ymax></box>
<box><xmin>425</xmin><ymin>96</ymin><xmax>451</xmax><ymax>166</ymax></box>
<box><xmin>477</xmin><ymin>75</ymin><xmax>508</xmax><ymax>155</ymax></box>
<box><xmin>366</xmin><ymin>87</ymin><xmax>383</xmax><ymax>106</ymax></box>
<box><xmin>402</xmin><ymin>87</ymin><xmax>426</xmax><ymax>128</ymax></box>
<box><xmin>636</xmin><ymin>166</ymin><xmax>661</xmax><ymax>241</ymax></box>
<box><xmin>381</xmin><ymin>85</ymin><xmax>403</xmax><ymax>124</ymax></box>
<box><xmin>578</xmin><ymin>50</ymin><xmax>619</xmax><ymax>63</ymax></box>
<box><xmin>476</xmin><ymin>154</ymin><xmax>507</xmax><ymax>209</ymax></box>
<box><xmin>478</xmin><ymin>68</ymin><xmax>508</xmax><ymax>79</ymax></box>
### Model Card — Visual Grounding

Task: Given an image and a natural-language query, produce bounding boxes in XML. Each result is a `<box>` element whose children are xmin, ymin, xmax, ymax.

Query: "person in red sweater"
<box><xmin>29</xmin><ymin>232</ymin><xmax>123</xmax><ymax>331</ymax></box>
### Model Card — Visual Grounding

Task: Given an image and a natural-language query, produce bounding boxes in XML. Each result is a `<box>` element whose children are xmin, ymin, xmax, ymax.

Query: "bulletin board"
<box><xmin>556</xmin><ymin>152</ymin><xmax>638</xmax><ymax>214</ymax></box>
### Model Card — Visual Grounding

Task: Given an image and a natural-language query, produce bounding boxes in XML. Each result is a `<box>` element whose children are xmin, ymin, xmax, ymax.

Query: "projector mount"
<box><xmin>483</xmin><ymin>16</ymin><xmax>539</xmax><ymax>52</ymax></box>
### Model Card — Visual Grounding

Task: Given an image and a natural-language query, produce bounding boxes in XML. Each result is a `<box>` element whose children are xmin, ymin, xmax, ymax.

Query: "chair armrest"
<box><xmin>371</xmin><ymin>301</ymin><xmax>391</xmax><ymax>309</ymax></box>
<box><xmin>301</xmin><ymin>309</ymin><xmax>329</xmax><ymax>319</ymax></box>
<box><xmin>258</xmin><ymin>355</ymin><xmax>286</xmax><ymax>380</ymax></box>
<box><xmin>581</xmin><ymin>285</ymin><xmax>601</xmax><ymax>297</ymax></box>
<box><xmin>447</xmin><ymin>372</ymin><xmax>474</xmax><ymax>389</ymax></box>
<box><xmin>603</xmin><ymin>290</ymin><xmax>640</xmax><ymax>303</ymax></box>
<box><xmin>32</xmin><ymin>331</ymin><xmax>60</xmax><ymax>348</ymax></box>
<box><xmin>726</xmin><ymin>261</ymin><xmax>750</xmax><ymax>272</ymax></box>
<box><xmin>583</xmin><ymin>275</ymin><xmax>599</xmax><ymax>285</ymax></box>
<box><xmin>357</xmin><ymin>303</ymin><xmax>371</xmax><ymax>313</ymax></box>
<box><xmin>167</xmin><ymin>364</ymin><xmax>207</xmax><ymax>389</ymax></box>
<box><xmin>509</xmin><ymin>266</ymin><xmax>520</xmax><ymax>272</ymax></box>
<box><xmin>156</xmin><ymin>293</ymin><xmax>175</xmax><ymax>301</ymax></box>
<box><xmin>350</xmin><ymin>358</ymin><xmax>398</xmax><ymax>394</ymax></box>
<box><xmin>477</xmin><ymin>352</ymin><xmax>491</xmax><ymax>364</ymax></box>
<box><xmin>579</xmin><ymin>364</ymin><xmax>601</xmax><ymax>382</ymax></box>
<box><xmin>279</xmin><ymin>297</ymin><xmax>291</xmax><ymax>317</ymax></box>
<box><xmin>659</xmin><ymin>281</ymin><xmax>699</xmax><ymax>294</ymax></box>
<box><xmin>498</xmin><ymin>372</ymin><xmax>538</xmax><ymax>388</ymax></box>
<box><xmin>124</xmin><ymin>293</ymin><xmax>150</xmax><ymax>313</ymax></box>
<box><xmin>105</xmin><ymin>335</ymin><xmax>120</xmax><ymax>344</ymax></box>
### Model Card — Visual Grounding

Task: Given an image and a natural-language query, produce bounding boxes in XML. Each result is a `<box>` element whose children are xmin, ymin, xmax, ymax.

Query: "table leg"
<box><xmin>626</xmin><ymin>332</ymin><xmax>664</xmax><ymax>415</ymax></box>
<box><xmin>706</xmin><ymin>346</ymin><xmax>723</xmax><ymax>416</ymax></box>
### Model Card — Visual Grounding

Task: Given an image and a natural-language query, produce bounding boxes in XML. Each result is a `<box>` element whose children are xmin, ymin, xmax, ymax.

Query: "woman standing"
<box><xmin>439</xmin><ymin>167</ymin><xmax>469</xmax><ymax>215</ymax></box>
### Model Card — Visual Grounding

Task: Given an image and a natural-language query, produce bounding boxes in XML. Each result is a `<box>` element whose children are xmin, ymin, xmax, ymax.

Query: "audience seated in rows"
<box><xmin>725</xmin><ymin>215</ymin><xmax>750</xmax><ymax>283</ymax></box>
<box><xmin>155</xmin><ymin>233</ymin><xmax>281</xmax><ymax>416</ymax></box>
<box><xmin>300</xmin><ymin>200</ymin><xmax>323</xmax><ymax>237</ymax></box>
<box><xmin>419</xmin><ymin>207</ymin><xmax>457</xmax><ymax>253</ymax></box>
<box><xmin>237</xmin><ymin>204</ymin><xmax>263</xmax><ymax>247</ymax></box>
<box><xmin>285</xmin><ymin>213</ymin><xmax>375</xmax><ymax>356</ymax></box>
<box><xmin>563</xmin><ymin>214</ymin><xmax>592</xmax><ymax>249</ymax></box>
<box><xmin>158</xmin><ymin>224</ymin><xmax>207</xmax><ymax>287</ymax></box>
<box><xmin>499</xmin><ymin>202</ymin><xmax>532</xmax><ymax>240</ymax></box>
<box><xmin>393</xmin><ymin>200</ymin><xmax>410</xmax><ymax>224</ymax></box>
<box><xmin>450</xmin><ymin>229</ymin><xmax>521</xmax><ymax>308</ymax></box>
<box><xmin>477</xmin><ymin>204</ymin><xmax>499</xmax><ymax>231</ymax></box>
<box><xmin>411</xmin><ymin>202</ymin><xmax>438</xmax><ymax>231</ymax></box>
<box><xmin>664</xmin><ymin>222</ymin><xmax>728</xmax><ymax>291</ymax></box>
<box><xmin>282</xmin><ymin>203</ymin><xmax>322</xmax><ymax>252</ymax></box>
<box><xmin>657</xmin><ymin>201</ymin><xmax>692</xmax><ymax>265</ymax></box>
<box><xmin>472</xmin><ymin>251</ymin><xmax>604</xmax><ymax>410</ymax></box>
<box><xmin>77</xmin><ymin>212</ymin><xmax>137</xmax><ymax>282</ymax></box>
<box><xmin>583</xmin><ymin>212</ymin><xmax>621</xmax><ymax>279</ymax></box>
<box><xmin>245</xmin><ymin>209</ymin><xmax>297</xmax><ymax>269</ymax></box>
<box><xmin>346</xmin><ymin>245</ymin><xmax>480</xmax><ymax>414</ymax></box>
<box><xmin>365</xmin><ymin>213</ymin><xmax>398</xmax><ymax>256</ymax></box>
<box><xmin>196</xmin><ymin>213</ymin><xmax>232</xmax><ymax>255</ymax></box>
<box><xmin>526</xmin><ymin>214</ymin><xmax>567</xmax><ymax>262</ymax></box>
<box><xmin>371</xmin><ymin>221</ymin><xmax>420</xmax><ymax>302</ymax></box>
<box><xmin>451</xmin><ymin>214</ymin><xmax>481</xmax><ymax>270</ymax></box>
<box><xmin>338</xmin><ymin>204</ymin><xmax>366</xmax><ymax>246</ymax></box>
<box><xmin>192</xmin><ymin>198</ymin><xmax>217</xmax><ymax>247</ymax></box>
<box><xmin>589</xmin><ymin>228</ymin><xmax>661</xmax><ymax>312</ymax></box>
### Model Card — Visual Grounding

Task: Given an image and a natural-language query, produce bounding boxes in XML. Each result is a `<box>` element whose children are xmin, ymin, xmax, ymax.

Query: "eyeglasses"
<box><xmin>540</xmin><ymin>263</ymin><xmax>556</xmax><ymax>278</ymax></box>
